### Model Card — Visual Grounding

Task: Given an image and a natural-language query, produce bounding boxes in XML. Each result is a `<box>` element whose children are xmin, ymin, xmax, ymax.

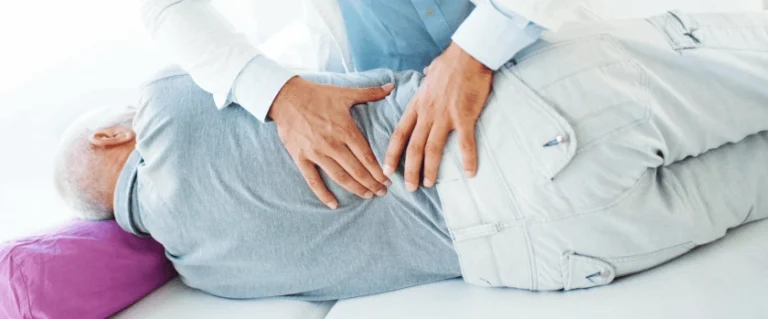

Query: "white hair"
<box><xmin>53</xmin><ymin>107</ymin><xmax>134</xmax><ymax>220</ymax></box>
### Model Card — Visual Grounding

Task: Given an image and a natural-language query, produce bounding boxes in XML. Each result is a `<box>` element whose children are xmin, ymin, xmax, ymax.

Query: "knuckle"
<box><xmin>328</xmin><ymin>142</ymin><xmax>346</xmax><ymax>152</ymax></box>
<box><xmin>406</xmin><ymin>147</ymin><xmax>422</xmax><ymax>159</ymax></box>
<box><xmin>307</xmin><ymin>178</ymin><xmax>324</xmax><ymax>189</ymax></box>
<box><xmin>334</xmin><ymin>171</ymin><xmax>350</xmax><ymax>183</ymax></box>
<box><xmin>391</xmin><ymin>129</ymin><xmax>408</xmax><ymax>141</ymax></box>
<box><xmin>363</xmin><ymin>153</ymin><xmax>378</xmax><ymax>165</ymax></box>
<box><xmin>352</xmin><ymin>166</ymin><xmax>368</xmax><ymax>178</ymax></box>
<box><xmin>461</xmin><ymin>145</ymin><xmax>477</xmax><ymax>155</ymax></box>
<box><xmin>294</xmin><ymin>153</ymin><xmax>309</xmax><ymax>162</ymax></box>
<box><xmin>306</xmin><ymin>149</ymin><xmax>323</xmax><ymax>159</ymax></box>
<box><xmin>459</xmin><ymin>136</ymin><xmax>475</xmax><ymax>148</ymax></box>
<box><xmin>459</xmin><ymin>122</ymin><xmax>477</xmax><ymax>133</ymax></box>
<box><xmin>343</xmin><ymin>128</ymin><xmax>360</xmax><ymax>140</ymax></box>
<box><xmin>425</xmin><ymin>142</ymin><xmax>442</xmax><ymax>156</ymax></box>
<box><xmin>336</xmin><ymin>124</ymin><xmax>355</xmax><ymax>137</ymax></box>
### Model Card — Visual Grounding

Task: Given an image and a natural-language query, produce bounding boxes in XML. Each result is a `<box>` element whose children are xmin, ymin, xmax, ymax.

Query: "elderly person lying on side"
<box><xmin>54</xmin><ymin>12</ymin><xmax>768</xmax><ymax>299</ymax></box>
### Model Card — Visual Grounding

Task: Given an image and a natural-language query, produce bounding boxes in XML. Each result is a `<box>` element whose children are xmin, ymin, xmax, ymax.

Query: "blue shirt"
<box><xmin>115</xmin><ymin>66</ymin><xmax>461</xmax><ymax>300</ymax></box>
<box><xmin>337</xmin><ymin>0</ymin><xmax>474</xmax><ymax>71</ymax></box>
<box><xmin>336</xmin><ymin>0</ymin><xmax>542</xmax><ymax>72</ymax></box>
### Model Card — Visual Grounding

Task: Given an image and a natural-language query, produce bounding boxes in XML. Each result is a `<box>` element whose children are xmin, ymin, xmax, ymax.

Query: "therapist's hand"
<box><xmin>384</xmin><ymin>42</ymin><xmax>492</xmax><ymax>192</ymax></box>
<box><xmin>268</xmin><ymin>77</ymin><xmax>395</xmax><ymax>209</ymax></box>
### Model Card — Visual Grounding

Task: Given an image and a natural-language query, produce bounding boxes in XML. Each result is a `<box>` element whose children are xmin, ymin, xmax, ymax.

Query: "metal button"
<box><xmin>425</xmin><ymin>9</ymin><xmax>434</xmax><ymax>17</ymax></box>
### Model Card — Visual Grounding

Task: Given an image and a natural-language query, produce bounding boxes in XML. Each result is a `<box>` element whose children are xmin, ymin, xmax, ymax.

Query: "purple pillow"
<box><xmin>0</xmin><ymin>220</ymin><xmax>176</xmax><ymax>319</ymax></box>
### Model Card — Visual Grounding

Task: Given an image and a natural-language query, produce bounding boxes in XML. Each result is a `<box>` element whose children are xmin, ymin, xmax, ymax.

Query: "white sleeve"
<box><xmin>452</xmin><ymin>3</ymin><xmax>543</xmax><ymax>70</ymax></box>
<box><xmin>141</xmin><ymin>0</ymin><xmax>295</xmax><ymax>122</ymax></box>
<box><xmin>487</xmin><ymin>0</ymin><xmax>585</xmax><ymax>31</ymax></box>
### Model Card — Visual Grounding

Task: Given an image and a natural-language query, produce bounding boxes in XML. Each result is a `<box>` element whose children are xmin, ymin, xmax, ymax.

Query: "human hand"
<box><xmin>269</xmin><ymin>77</ymin><xmax>395</xmax><ymax>209</ymax></box>
<box><xmin>383</xmin><ymin>42</ymin><xmax>493</xmax><ymax>191</ymax></box>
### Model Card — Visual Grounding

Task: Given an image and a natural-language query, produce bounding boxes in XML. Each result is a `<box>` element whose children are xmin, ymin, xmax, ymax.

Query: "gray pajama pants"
<box><xmin>435</xmin><ymin>11</ymin><xmax>768</xmax><ymax>291</ymax></box>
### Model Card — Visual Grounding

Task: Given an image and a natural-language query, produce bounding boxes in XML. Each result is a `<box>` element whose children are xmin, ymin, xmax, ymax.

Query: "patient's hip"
<box><xmin>434</xmin><ymin>10</ymin><xmax>768</xmax><ymax>291</ymax></box>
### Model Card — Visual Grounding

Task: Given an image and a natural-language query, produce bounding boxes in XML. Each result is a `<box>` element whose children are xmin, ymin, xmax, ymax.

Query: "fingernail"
<box><xmin>363</xmin><ymin>191</ymin><xmax>374</xmax><ymax>199</ymax></box>
<box><xmin>405</xmin><ymin>182</ymin><xmax>417</xmax><ymax>192</ymax></box>
<box><xmin>382</xmin><ymin>83</ymin><xmax>395</xmax><ymax>90</ymax></box>
<box><xmin>384</xmin><ymin>179</ymin><xmax>392</xmax><ymax>186</ymax></box>
<box><xmin>376</xmin><ymin>189</ymin><xmax>387</xmax><ymax>197</ymax></box>
<box><xmin>326</xmin><ymin>202</ymin><xmax>338</xmax><ymax>209</ymax></box>
<box><xmin>423</xmin><ymin>178</ymin><xmax>434</xmax><ymax>188</ymax></box>
<box><xmin>383</xmin><ymin>165</ymin><xmax>394</xmax><ymax>176</ymax></box>
<box><xmin>464</xmin><ymin>170</ymin><xmax>475</xmax><ymax>178</ymax></box>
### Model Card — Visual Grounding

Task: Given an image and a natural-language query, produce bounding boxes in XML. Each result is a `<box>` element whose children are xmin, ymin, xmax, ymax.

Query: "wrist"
<box><xmin>268</xmin><ymin>76</ymin><xmax>306</xmax><ymax>122</ymax></box>
<box><xmin>445</xmin><ymin>42</ymin><xmax>491</xmax><ymax>74</ymax></box>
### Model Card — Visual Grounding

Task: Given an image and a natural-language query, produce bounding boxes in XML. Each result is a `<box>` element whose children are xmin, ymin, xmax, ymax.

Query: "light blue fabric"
<box><xmin>114</xmin><ymin>150</ymin><xmax>147</xmax><ymax>238</ymax></box>
<box><xmin>337</xmin><ymin>0</ymin><xmax>472</xmax><ymax>71</ymax></box>
<box><xmin>336</xmin><ymin>0</ymin><xmax>542</xmax><ymax>72</ymax></box>
<box><xmin>116</xmin><ymin>67</ymin><xmax>461</xmax><ymax>301</ymax></box>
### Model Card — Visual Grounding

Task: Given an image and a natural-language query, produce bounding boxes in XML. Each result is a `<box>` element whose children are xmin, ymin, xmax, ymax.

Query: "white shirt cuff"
<box><xmin>230</xmin><ymin>56</ymin><xmax>297</xmax><ymax>122</ymax></box>
<box><xmin>452</xmin><ymin>3</ymin><xmax>544</xmax><ymax>70</ymax></box>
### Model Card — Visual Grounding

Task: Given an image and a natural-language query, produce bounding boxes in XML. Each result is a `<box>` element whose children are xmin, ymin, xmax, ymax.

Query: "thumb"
<box><xmin>347</xmin><ymin>83</ymin><xmax>395</xmax><ymax>104</ymax></box>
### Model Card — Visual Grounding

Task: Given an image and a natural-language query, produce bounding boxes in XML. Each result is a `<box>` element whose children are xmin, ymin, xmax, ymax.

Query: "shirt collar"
<box><xmin>114</xmin><ymin>150</ymin><xmax>149</xmax><ymax>237</ymax></box>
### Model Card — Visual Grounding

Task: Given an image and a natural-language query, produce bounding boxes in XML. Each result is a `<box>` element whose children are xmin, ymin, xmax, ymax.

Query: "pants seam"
<box><xmin>523</xmin><ymin>224</ymin><xmax>538</xmax><ymax>290</ymax></box>
<box><xmin>475</xmin><ymin>116</ymin><xmax>515</xmax><ymax>285</ymax></box>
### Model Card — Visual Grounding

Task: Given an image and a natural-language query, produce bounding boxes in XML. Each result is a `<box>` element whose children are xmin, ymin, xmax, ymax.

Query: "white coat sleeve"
<box><xmin>141</xmin><ymin>0</ymin><xmax>295</xmax><ymax>122</ymax></box>
<box><xmin>488</xmin><ymin>0</ymin><xmax>585</xmax><ymax>31</ymax></box>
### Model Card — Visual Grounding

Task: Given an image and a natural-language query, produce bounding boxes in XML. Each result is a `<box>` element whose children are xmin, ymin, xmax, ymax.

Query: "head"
<box><xmin>54</xmin><ymin>106</ymin><xmax>137</xmax><ymax>220</ymax></box>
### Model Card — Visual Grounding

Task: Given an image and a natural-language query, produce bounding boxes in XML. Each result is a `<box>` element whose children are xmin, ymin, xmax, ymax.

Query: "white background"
<box><xmin>0</xmin><ymin>1</ymin><xmax>162</xmax><ymax>241</ymax></box>
<box><xmin>0</xmin><ymin>0</ymin><xmax>302</xmax><ymax>242</ymax></box>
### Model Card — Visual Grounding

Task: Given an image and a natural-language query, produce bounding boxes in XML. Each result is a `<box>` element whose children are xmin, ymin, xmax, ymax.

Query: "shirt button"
<box><xmin>425</xmin><ymin>9</ymin><xmax>434</xmax><ymax>17</ymax></box>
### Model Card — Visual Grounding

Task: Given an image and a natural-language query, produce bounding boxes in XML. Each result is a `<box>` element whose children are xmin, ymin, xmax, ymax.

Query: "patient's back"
<box><xmin>132</xmin><ymin>67</ymin><xmax>460</xmax><ymax>300</ymax></box>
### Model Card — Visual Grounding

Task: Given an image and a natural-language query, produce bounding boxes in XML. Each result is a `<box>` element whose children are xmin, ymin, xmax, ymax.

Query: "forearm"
<box><xmin>141</xmin><ymin>0</ymin><xmax>294</xmax><ymax>122</ymax></box>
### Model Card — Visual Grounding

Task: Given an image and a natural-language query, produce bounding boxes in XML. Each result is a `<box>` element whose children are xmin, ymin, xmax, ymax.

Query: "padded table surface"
<box><xmin>116</xmin><ymin>220</ymin><xmax>768</xmax><ymax>319</ymax></box>
<box><xmin>113</xmin><ymin>279</ymin><xmax>335</xmax><ymax>319</ymax></box>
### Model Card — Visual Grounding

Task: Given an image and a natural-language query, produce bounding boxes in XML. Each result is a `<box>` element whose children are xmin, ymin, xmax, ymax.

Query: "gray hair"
<box><xmin>53</xmin><ymin>107</ymin><xmax>134</xmax><ymax>220</ymax></box>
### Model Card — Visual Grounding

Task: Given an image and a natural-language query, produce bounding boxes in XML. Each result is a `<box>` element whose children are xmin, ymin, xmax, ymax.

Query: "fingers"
<box><xmin>456</xmin><ymin>122</ymin><xmax>478</xmax><ymax>178</ymax></box>
<box><xmin>347</xmin><ymin>83</ymin><xmax>395</xmax><ymax>104</ymax></box>
<box><xmin>422</xmin><ymin>122</ymin><xmax>451</xmax><ymax>188</ymax></box>
<box><xmin>314</xmin><ymin>154</ymin><xmax>375</xmax><ymax>200</ymax></box>
<box><xmin>384</xmin><ymin>107</ymin><xmax>418</xmax><ymax>178</ymax></box>
<box><xmin>331</xmin><ymin>139</ymin><xmax>388</xmax><ymax>197</ymax></box>
<box><xmin>345</xmin><ymin>127</ymin><xmax>392</xmax><ymax>188</ymax></box>
<box><xmin>296</xmin><ymin>159</ymin><xmax>338</xmax><ymax>209</ymax></box>
<box><xmin>403</xmin><ymin>119</ymin><xmax>431</xmax><ymax>192</ymax></box>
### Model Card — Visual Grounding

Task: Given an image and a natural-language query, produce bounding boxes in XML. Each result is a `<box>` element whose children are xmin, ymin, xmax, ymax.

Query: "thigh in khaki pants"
<box><xmin>436</xmin><ymin>11</ymin><xmax>768</xmax><ymax>291</ymax></box>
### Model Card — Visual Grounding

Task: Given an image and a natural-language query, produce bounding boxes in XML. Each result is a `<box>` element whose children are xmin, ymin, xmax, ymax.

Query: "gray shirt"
<box><xmin>114</xmin><ymin>67</ymin><xmax>461</xmax><ymax>301</ymax></box>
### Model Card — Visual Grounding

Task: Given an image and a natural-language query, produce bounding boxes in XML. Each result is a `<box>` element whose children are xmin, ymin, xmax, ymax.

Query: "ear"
<box><xmin>89</xmin><ymin>126</ymin><xmax>136</xmax><ymax>148</ymax></box>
